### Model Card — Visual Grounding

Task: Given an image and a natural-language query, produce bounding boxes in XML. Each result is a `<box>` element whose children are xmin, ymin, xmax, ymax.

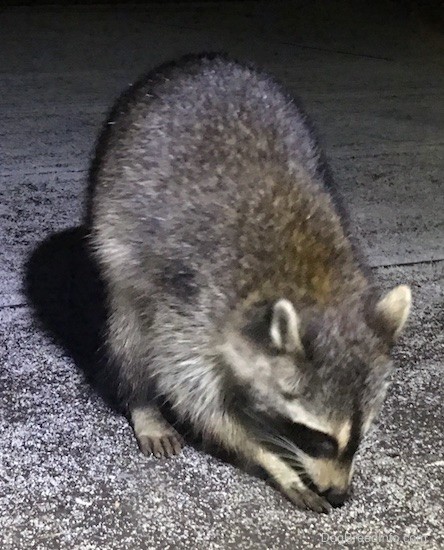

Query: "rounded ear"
<box><xmin>375</xmin><ymin>285</ymin><xmax>412</xmax><ymax>342</ymax></box>
<box><xmin>270</xmin><ymin>299</ymin><xmax>303</xmax><ymax>352</ymax></box>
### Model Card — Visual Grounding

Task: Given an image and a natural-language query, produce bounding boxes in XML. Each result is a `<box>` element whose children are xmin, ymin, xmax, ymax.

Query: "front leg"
<box><xmin>203</xmin><ymin>416</ymin><xmax>331</xmax><ymax>513</ymax></box>
<box><xmin>131</xmin><ymin>405</ymin><xmax>184</xmax><ymax>458</ymax></box>
<box><xmin>254</xmin><ymin>448</ymin><xmax>331</xmax><ymax>513</ymax></box>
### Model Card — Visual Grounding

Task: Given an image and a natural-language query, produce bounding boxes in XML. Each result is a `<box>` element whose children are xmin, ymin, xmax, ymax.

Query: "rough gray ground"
<box><xmin>0</xmin><ymin>2</ymin><xmax>443</xmax><ymax>549</ymax></box>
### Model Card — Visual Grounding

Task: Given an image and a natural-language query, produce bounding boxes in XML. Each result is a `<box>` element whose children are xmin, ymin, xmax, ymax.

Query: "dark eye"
<box><xmin>281</xmin><ymin>391</ymin><xmax>298</xmax><ymax>400</ymax></box>
<box><xmin>279</xmin><ymin>420</ymin><xmax>338</xmax><ymax>458</ymax></box>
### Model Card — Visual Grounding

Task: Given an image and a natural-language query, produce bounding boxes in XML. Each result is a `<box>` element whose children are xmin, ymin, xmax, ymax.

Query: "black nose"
<box><xmin>324</xmin><ymin>489</ymin><xmax>349</xmax><ymax>508</ymax></box>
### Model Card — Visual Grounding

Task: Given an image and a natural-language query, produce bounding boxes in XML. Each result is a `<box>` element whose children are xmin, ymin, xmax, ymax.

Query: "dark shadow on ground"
<box><xmin>24</xmin><ymin>226</ymin><xmax>117</xmax><ymax>408</ymax></box>
<box><xmin>24</xmin><ymin>229</ymin><xmax>242</xmax><ymax>463</ymax></box>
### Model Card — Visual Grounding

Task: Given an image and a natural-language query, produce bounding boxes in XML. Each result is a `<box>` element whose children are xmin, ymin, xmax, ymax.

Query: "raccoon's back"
<box><xmin>90</xmin><ymin>54</ymin><xmax>364</xmax><ymax>309</ymax></box>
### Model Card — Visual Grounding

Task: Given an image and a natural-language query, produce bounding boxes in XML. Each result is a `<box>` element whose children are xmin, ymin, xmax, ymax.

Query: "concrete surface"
<box><xmin>0</xmin><ymin>2</ymin><xmax>443</xmax><ymax>549</ymax></box>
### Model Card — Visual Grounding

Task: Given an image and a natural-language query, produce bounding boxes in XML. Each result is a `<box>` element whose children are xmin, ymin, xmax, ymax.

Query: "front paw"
<box><xmin>280</xmin><ymin>485</ymin><xmax>332</xmax><ymax>514</ymax></box>
<box><xmin>137</xmin><ymin>433</ymin><xmax>184</xmax><ymax>458</ymax></box>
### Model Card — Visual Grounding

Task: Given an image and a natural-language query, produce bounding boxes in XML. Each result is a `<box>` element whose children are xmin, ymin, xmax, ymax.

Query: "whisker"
<box><xmin>241</xmin><ymin>408</ymin><xmax>303</xmax><ymax>452</ymax></box>
<box><xmin>240</xmin><ymin>408</ymin><xmax>308</xmax><ymax>472</ymax></box>
<box><xmin>276</xmin><ymin>455</ymin><xmax>304</xmax><ymax>470</ymax></box>
<box><xmin>264</xmin><ymin>433</ymin><xmax>301</xmax><ymax>455</ymax></box>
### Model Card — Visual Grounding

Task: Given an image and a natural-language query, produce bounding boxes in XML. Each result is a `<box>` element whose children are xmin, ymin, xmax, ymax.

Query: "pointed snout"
<box><xmin>322</xmin><ymin>488</ymin><xmax>350</xmax><ymax>508</ymax></box>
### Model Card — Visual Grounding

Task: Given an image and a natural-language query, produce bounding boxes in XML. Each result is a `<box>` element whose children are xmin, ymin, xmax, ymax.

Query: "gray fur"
<box><xmin>88</xmin><ymin>53</ymin><xmax>411</xmax><ymax>512</ymax></box>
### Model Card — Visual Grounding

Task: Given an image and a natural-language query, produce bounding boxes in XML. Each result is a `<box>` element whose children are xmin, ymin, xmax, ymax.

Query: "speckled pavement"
<box><xmin>1</xmin><ymin>3</ymin><xmax>443</xmax><ymax>549</ymax></box>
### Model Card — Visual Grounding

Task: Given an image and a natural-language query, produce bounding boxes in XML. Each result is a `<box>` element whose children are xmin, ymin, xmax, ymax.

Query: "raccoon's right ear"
<box><xmin>270</xmin><ymin>299</ymin><xmax>304</xmax><ymax>353</ymax></box>
<box><xmin>374</xmin><ymin>285</ymin><xmax>412</xmax><ymax>343</ymax></box>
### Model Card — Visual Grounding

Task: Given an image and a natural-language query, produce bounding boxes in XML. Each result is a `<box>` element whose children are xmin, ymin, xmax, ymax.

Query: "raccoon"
<box><xmin>88</xmin><ymin>53</ymin><xmax>411</xmax><ymax>512</ymax></box>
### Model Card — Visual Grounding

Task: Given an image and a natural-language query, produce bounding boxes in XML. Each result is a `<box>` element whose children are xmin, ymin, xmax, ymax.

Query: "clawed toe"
<box><xmin>281</xmin><ymin>486</ymin><xmax>332</xmax><ymax>514</ymax></box>
<box><xmin>137</xmin><ymin>434</ymin><xmax>184</xmax><ymax>458</ymax></box>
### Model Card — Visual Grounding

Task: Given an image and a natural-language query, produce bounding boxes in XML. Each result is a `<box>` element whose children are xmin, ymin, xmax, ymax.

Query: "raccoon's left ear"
<box><xmin>374</xmin><ymin>285</ymin><xmax>412</xmax><ymax>342</ymax></box>
<box><xmin>270</xmin><ymin>299</ymin><xmax>304</xmax><ymax>352</ymax></box>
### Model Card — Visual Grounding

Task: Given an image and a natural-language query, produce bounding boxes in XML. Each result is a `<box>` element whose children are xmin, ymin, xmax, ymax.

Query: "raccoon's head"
<box><xmin>221</xmin><ymin>285</ymin><xmax>411</xmax><ymax>507</ymax></box>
